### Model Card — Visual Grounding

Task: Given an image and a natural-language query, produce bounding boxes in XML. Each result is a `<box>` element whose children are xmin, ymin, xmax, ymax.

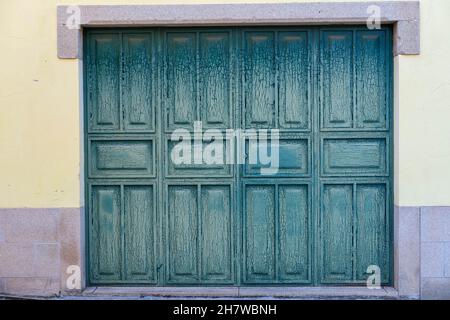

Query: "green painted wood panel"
<box><xmin>355</xmin><ymin>31</ymin><xmax>387</xmax><ymax>129</ymax></box>
<box><xmin>322</xmin><ymin>137</ymin><xmax>387</xmax><ymax>176</ymax></box>
<box><xmin>321</xmin><ymin>31</ymin><xmax>354</xmax><ymax>129</ymax></box>
<box><xmin>87</xmin><ymin>33</ymin><xmax>121</xmax><ymax>132</ymax></box>
<box><xmin>124</xmin><ymin>185</ymin><xmax>156</xmax><ymax>282</ymax></box>
<box><xmin>278</xmin><ymin>185</ymin><xmax>310</xmax><ymax>282</ymax></box>
<box><xmin>199</xmin><ymin>32</ymin><xmax>232</xmax><ymax>129</ymax></box>
<box><xmin>85</xmin><ymin>26</ymin><xmax>393</xmax><ymax>286</ymax></box>
<box><xmin>278</xmin><ymin>31</ymin><xmax>310</xmax><ymax>130</ymax></box>
<box><xmin>243</xmin><ymin>31</ymin><xmax>276</xmax><ymax>129</ymax></box>
<box><xmin>201</xmin><ymin>185</ymin><xmax>233</xmax><ymax>283</ymax></box>
<box><xmin>122</xmin><ymin>33</ymin><xmax>155</xmax><ymax>132</ymax></box>
<box><xmin>89</xmin><ymin>137</ymin><xmax>155</xmax><ymax>178</ymax></box>
<box><xmin>244</xmin><ymin>185</ymin><xmax>276</xmax><ymax>282</ymax></box>
<box><xmin>165</xmin><ymin>32</ymin><xmax>197</xmax><ymax>131</ymax></box>
<box><xmin>321</xmin><ymin>184</ymin><xmax>354</xmax><ymax>283</ymax></box>
<box><xmin>355</xmin><ymin>184</ymin><xmax>388</xmax><ymax>283</ymax></box>
<box><xmin>90</xmin><ymin>185</ymin><xmax>122</xmax><ymax>281</ymax></box>
<box><xmin>166</xmin><ymin>138</ymin><xmax>232</xmax><ymax>178</ymax></box>
<box><xmin>244</xmin><ymin>135</ymin><xmax>311</xmax><ymax>177</ymax></box>
<box><xmin>167</xmin><ymin>185</ymin><xmax>199</xmax><ymax>283</ymax></box>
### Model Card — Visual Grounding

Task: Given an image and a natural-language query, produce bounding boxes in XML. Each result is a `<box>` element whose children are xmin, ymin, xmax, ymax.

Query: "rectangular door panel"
<box><xmin>166</xmin><ymin>136</ymin><xmax>232</xmax><ymax>178</ymax></box>
<box><xmin>355</xmin><ymin>183</ymin><xmax>389</xmax><ymax>283</ymax></box>
<box><xmin>165</xmin><ymin>32</ymin><xmax>197</xmax><ymax>131</ymax></box>
<box><xmin>321</xmin><ymin>31</ymin><xmax>353</xmax><ymax>129</ymax></box>
<box><xmin>279</xmin><ymin>185</ymin><xmax>310</xmax><ymax>282</ymax></box>
<box><xmin>244</xmin><ymin>185</ymin><xmax>276</xmax><ymax>283</ymax></box>
<box><xmin>123</xmin><ymin>33</ymin><xmax>155</xmax><ymax>132</ymax></box>
<box><xmin>321</xmin><ymin>184</ymin><xmax>353</xmax><ymax>283</ymax></box>
<box><xmin>201</xmin><ymin>185</ymin><xmax>233</xmax><ymax>283</ymax></box>
<box><xmin>199</xmin><ymin>32</ymin><xmax>232</xmax><ymax>129</ymax></box>
<box><xmin>87</xmin><ymin>33</ymin><xmax>121</xmax><ymax>132</ymax></box>
<box><xmin>322</xmin><ymin>137</ymin><xmax>387</xmax><ymax>176</ymax></box>
<box><xmin>90</xmin><ymin>185</ymin><xmax>122</xmax><ymax>282</ymax></box>
<box><xmin>89</xmin><ymin>138</ymin><xmax>155</xmax><ymax>178</ymax></box>
<box><xmin>124</xmin><ymin>185</ymin><xmax>156</xmax><ymax>282</ymax></box>
<box><xmin>243</xmin><ymin>31</ymin><xmax>276</xmax><ymax>129</ymax></box>
<box><xmin>244</xmin><ymin>135</ymin><xmax>310</xmax><ymax>177</ymax></box>
<box><xmin>167</xmin><ymin>185</ymin><xmax>199</xmax><ymax>283</ymax></box>
<box><xmin>278</xmin><ymin>31</ymin><xmax>310</xmax><ymax>130</ymax></box>
<box><xmin>355</xmin><ymin>30</ymin><xmax>387</xmax><ymax>130</ymax></box>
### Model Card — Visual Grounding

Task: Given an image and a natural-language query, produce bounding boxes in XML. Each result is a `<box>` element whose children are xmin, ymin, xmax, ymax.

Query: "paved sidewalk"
<box><xmin>2</xmin><ymin>287</ymin><xmax>403</xmax><ymax>300</ymax></box>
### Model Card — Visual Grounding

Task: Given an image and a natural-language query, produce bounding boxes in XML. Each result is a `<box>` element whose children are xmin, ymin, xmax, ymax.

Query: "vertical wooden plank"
<box><xmin>233</xmin><ymin>28</ymin><xmax>241</xmax><ymax>287</ymax></box>
<box><xmin>278</xmin><ymin>31</ymin><xmax>310</xmax><ymax>130</ymax></box>
<box><xmin>156</xmin><ymin>28</ymin><xmax>164</xmax><ymax>286</ymax></box>
<box><xmin>120</xmin><ymin>184</ymin><xmax>125</xmax><ymax>281</ymax></box>
<box><xmin>199</xmin><ymin>32</ymin><xmax>231</xmax><ymax>129</ymax></box>
<box><xmin>88</xmin><ymin>34</ymin><xmax>121</xmax><ymax>131</ymax></box>
<box><xmin>279</xmin><ymin>185</ymin><xmax>310</xmax><ymax>282</ymax></box>
<box><xmin>244</xmin><ymin>185</ymin><xmax>276</xmax><ymax>282</ymax></box>
<box><xmin>355</xmin><ymin>31</ymin><xmax>387</xmax><ymax>129</ymax></box>
<box><xmin>321</xmin><ymin>184</ymin><xmax>353</xmax><ymax>282</ymax></box>
<box><xmin>321</xmin><ymin>31</ymin><xmax>353</xmax><ymax>129</ymax></box>
<box><xmin>201</xmin><ymin>185</ymin><xmax>233</xmax><ymax>282</ymax></box>
<box><xmin>124</xmin><ymin>185</ymin><xmax>155</xmax><ymax>282</ymax></box>
<box><xmin>167</xmin><ymin>185</ymin><xmax>198</xmax><ymax>283</ymax></box>
<box><xmin>310</xmin><ymin>27</ymin><xmax>320</xmax><ymax>286</ymax></box>
<box><xmin>123</xmin><ymin>33</ymin><xmax>154</xmax><ymax>131</ymax></box>
<box><xmin>91</xmin><ymin>185</ymin><xmax>121</xmax><ymax>281</ymax></box>
<box><xmin>356</xmin><ymin>184</ymin><xmax>387</xmax><ymax>281</ymax></box>
<box><xmin>243</xmin><ymin>31</ymin><xmax>276</xmax><ymax>129</ymax></box>
<box><xmin>166</xmin><ymin>32</ymin><xmax>197</xmax><ymax>130</ymax></box>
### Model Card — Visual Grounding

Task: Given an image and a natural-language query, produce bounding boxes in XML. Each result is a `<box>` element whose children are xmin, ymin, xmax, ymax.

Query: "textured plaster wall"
<box><xmin>394</xmin><ymin>0</ymin><xmax>450</xmax><ymax>206</ymax></box>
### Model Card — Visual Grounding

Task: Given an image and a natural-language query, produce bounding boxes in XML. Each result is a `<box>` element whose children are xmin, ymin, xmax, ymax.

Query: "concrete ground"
<box><xmin>1</xmin><ymin>287</ymin><xmax>404</xmax><ymax>300</ymax></box>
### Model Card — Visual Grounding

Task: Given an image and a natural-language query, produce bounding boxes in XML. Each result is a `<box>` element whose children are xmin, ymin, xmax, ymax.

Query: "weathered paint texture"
<box><xmin>85</xmin><ymin>27</ymin><xmax>392</xmax><ymax>286</ymax></box>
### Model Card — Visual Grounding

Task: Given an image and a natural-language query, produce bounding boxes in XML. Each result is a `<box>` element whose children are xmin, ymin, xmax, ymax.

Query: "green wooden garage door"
<box><xmin>85</xmin><ymin>26</ymin><xmax>392</xmax><ymax>286</ymax></box>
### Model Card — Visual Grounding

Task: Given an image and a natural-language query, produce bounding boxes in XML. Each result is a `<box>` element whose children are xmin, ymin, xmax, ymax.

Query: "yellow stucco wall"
<box><xmin>0</xmin><ymin>0</ymin><xmax>449</xmax><ymax>208</ymax></box>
